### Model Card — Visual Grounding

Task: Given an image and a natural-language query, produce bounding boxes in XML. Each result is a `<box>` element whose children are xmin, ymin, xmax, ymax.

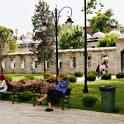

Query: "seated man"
<box><xmin>0</xmin><ymin>74</ymin><xmax>8</xmax><ymax>92</ymax></box>
<box><xmin>37</xmin><ymin>74</ymin><xmax>68</xmax><ymax>112</ymax></box>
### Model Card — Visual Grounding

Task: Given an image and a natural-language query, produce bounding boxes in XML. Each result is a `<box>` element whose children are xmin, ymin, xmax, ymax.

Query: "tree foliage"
<box><xmin>81</xmin><ymin>1</ymin><xmax>118</xmax><ymax>33</ymax></box>
<box><xmin>59</xmin><ymin>25</ymin><xmax>84</xmax><ymax>49</ymax></box>
<box><xmin>0</xmin><ymin>25</ymin><xmax>18</xmax><ymax>73</ymax></box>
<box><xmin>88</xmin><ymin>12</ymin><xmax>109</xmax><ymax>33</ymax></box>
<box><xmin>97</xmin><ymin>34</ymin><xmax>119</xmax><ymax>47</ymax></box>
<box><xmin>31</xmin><ymin>0</ymin><xmax>55</xmax><ymax>64</ymax></box>
<box><xmin>82</xmin><ymin>0</ymin><xmax>104</xmax><ymax>14</ymax></box>
<box><xmin>88</xmin><ymin>9</ymin><xmax>118</xmax><ymax>33</ymax></box>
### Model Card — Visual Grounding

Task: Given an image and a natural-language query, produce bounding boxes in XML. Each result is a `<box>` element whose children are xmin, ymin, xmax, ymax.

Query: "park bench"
<box><xmin>0</xmin><ymin>86</ymin><xmax>23</xmax><ymax>104</ymax></box>
<box><xmin>32</xmin><ymin>85</ymin><xmax>72</xmax><ymax>110</ymax></box>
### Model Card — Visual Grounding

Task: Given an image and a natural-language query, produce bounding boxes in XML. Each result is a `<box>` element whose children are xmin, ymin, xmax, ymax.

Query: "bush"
<box><xmin>68</xmin><ymin>75</ymin><xmax>77</xmax><ymax>83</ymax></box>
<box><xmin>25</xmin><ymin>74</ymin><xmax>35</xmax><ymax>80</ymax></box>
<box><xmin>20</xmin><ymin>91</ymin><xmax>32</xmax><ymax>101</ymax></box>
<box><xmin>101</xmin><ymin>73</ymin><xmax>111</xmax><ymax>80</ymax></box>
<box><xmin>4</xmin><ymin>74</ymin><xmax>12</xmax><ymax>82</ymax></box>
<box><xmin>0</xmin><ymin>93</ymin><xmax>11</xmax><ymax>99</ymax></box>
<box><xmin>59</xmin><ymin>72</ymin><xmax>69</xmax><ymax>80</ymax></box>
<box><xmin>82</xmin><ymin>94</ymin><xmax>98</xmax><ymax>107</ymax></box>
<box><xmin>88</xmin><ymin>70</ymin><xmax>97</xmax><ymax>76</ymax></box>
<box><xmin>20</xmin><ymin>78</ymin><xmax>30</xmax><ymax>84</ymax></box>
<box><xmin>74</xmin><ymin>71</ymin><xmax>83</xmax><ymax>77</ymax></box>
<box><xmin>116</xmin><ymin>72</ymin><xmax>124</xmax><ymax>78</ymax></box>
<box><xmin>87</xmin><ymin>74</ymin><xmax>96</xmax><ymax>81</ymax></box>
<box><xmin>43</xmin><ymin>73</ymin><xmax>53</xmax><ymax>79</ymax></box>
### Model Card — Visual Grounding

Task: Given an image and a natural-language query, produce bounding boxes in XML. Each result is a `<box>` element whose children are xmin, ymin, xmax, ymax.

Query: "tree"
<box><xmin>59</xmin><ymin>25</ymin><xmax>84</xmax><ymax>49</ymax></box>
<box><xmin>81</xmin><ymin>1</ymin><xmax>118</xmax><ymax>33</ymax></box>
<box><xmin>0</xmin><ymin>25</ymin><xmax>18</xmax><ymax>73</ymax></box>
<box><xmin>82</xmin><ymin>0</ymin><xmax>104</xmax><ymax>14</ymax></box>
<box><xmin>88</xmin><ymin>12</ymin><xmax>109</xmax><ymax>33</ymax></box>
<box><xmin>97</xmin><ymin>34</ymin><xmax>119</xmax><ymax>47</ymax></box>
<box><xmin>31</xmin><ymin>0</ymin><xmax>55</xmax><ymax>73</ymax></box>
<box><xmin>88</xmin><ymin>9</ymin><xmax>118</xmax><ymax>33</ymax></box>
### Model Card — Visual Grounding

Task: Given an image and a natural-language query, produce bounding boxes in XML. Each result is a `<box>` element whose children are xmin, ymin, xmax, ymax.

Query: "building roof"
<box><xmin>16</xmin><ymin>39</ymin><xmax>41</xmax><ymax>45</ymax></box>
<box><xmin>118</xmin><ymin>34</ymin><xmax>124</xmax><ymax>39</ymax></box>
<box><xmin>87</xmin><ymin>34</ymin><xmax>92</xmax><ymax>39</ymax></box>
<box><xmin>109</xmin><ymin>30</ymin><xmax>121</xmax><ymax>36</ymax></box>
<box><xmin>92</xmin><ymin>31</ymin><xmax>105</xmax><ymax>38</ymax></box>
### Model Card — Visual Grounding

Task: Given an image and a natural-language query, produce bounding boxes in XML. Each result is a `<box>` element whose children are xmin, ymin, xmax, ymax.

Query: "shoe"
<box><xmin>44</xmin><ymin>108</ymin><xmax>53</xmax><ymax>112</ymax></box>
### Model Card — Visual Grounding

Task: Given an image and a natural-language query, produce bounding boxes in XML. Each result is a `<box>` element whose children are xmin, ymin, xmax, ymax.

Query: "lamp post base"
<box><xmin>83</xmin><ymin>86</ymin><xmax>88</xmax><ymax>93</ymax></box>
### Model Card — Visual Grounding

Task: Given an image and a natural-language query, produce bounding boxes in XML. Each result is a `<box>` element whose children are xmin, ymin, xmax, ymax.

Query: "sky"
<box><xmin>0</xmin><ymin>0</ymin><xmax>123</xmax><ymax>36</ymax></box>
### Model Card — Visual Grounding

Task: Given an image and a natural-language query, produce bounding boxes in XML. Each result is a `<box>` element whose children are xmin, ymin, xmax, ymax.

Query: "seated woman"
<box><xmin>37</xmin><ymin>74</ymin><xmax>68</xmax><ymax>112</ymax></box>
<box><xmin>0</xmin><ymin>74</ymin><xmax>8</xmax><ymax>92</ymax></box>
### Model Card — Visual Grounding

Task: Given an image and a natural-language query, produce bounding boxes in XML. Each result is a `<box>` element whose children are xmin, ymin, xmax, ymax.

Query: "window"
<box><xmin>87</xmin><ymin>56</ymin><xmax>91</xmax><ymax>68</ymax></box>
<box><xmin>2</xmin><ymin>59</ymin><xmax>5</xmax><ymax>69</ymax></box>
<box><xmin>58</xmin><ymin>60</ymin><xmax>62</xmax><ymax>68</ymax></box>
<box><xmin>21</xmin><ymin>58</ymin><xmax>26</xmax><ymax>68</ymax></box>
<box><xmin>45</xmin><ymin>61</ymin><xmax>49</xmax><ymax>69</ymax></box>
<box><xmin>102</xmin><ymin>55</ymin><xmax>108</xmax><ymax>65</ymax></box>
<box><xmin>11</xmin><ymin>58</ymin><xmax>15</xmax><ymax>69</ymax></box>
<box><xmin>35</xmin><ymin>60</ymin><xmax>38</xmax><ymax>68</ymax></box>
<box><xmin>70</xmin><ymin>57</ymin><xmax>76</xmax><ymax>68</ymax></box>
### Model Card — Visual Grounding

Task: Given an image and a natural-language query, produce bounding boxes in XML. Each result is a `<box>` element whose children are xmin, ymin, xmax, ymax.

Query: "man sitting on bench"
<box><xmin>37</xmin><ymin>74</ymin><xmax>68</xmax><ymax>112</ymax></box>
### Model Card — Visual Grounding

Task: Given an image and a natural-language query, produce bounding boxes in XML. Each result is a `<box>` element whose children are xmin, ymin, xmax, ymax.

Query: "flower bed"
<box><xmin>8</xmin><ymin>77</ymin><xmax>56</xmax><ymax>92</ymax></box>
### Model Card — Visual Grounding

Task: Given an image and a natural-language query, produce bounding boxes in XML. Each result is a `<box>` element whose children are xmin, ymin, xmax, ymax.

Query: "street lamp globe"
<box><xmin>41</xmin><ymin>22</ymin><xmax>47</xmax><ymax>31</ymax></box>
<box><xmin>65</xmin><ymin>17</ymin><xmax>74</xmax><ymax>27</ymax></box>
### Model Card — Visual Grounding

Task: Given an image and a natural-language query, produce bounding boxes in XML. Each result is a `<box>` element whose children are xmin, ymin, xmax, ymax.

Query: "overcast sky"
<box><xmin>0</xmin><ymin>0</ymin><xmax>123</xmax><ymax>36</ymax></box>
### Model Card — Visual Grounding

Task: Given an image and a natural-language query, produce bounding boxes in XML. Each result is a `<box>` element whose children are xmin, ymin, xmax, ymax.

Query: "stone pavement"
<box><xmin>0</xmin><ymin>101</ymin><xmax>124</xmax><ymax>124</ymax></box>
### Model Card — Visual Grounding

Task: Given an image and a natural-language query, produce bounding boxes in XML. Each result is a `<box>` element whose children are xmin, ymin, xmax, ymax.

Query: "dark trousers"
<box><xmin>47</xmin><ymin>89</ymin><xmax>62</xmax><ymax>103</ymax></box>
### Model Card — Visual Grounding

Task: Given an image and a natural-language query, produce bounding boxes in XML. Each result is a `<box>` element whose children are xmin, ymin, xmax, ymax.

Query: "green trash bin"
<box><xmin>99</xmin><ymin>85</ymin><xmax>116</xmax><ymax>112</ymax></box>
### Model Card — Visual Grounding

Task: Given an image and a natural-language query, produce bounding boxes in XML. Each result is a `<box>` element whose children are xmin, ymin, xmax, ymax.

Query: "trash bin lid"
<box><xmin>99</xmin><ymin>85</ymin><xmax>116</xmax><ymax>91</ymax></box>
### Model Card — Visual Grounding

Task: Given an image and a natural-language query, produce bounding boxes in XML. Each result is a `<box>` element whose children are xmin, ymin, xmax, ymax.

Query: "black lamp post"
<box><xmin>83</xmin><ymin>0</ymin><xmax>88</xmax><ymax>93</ymax></box>
<box><xmin>42</xmin><ymin>6</ymin><xmax>74</xmax><ymax>77</ymax></box>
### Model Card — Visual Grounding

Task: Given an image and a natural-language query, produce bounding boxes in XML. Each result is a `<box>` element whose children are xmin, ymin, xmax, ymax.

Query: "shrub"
<box><xmin>82</xmin><ymin>94</ymin><xmax>98</xmax><ymax>107</ymax></box>
<box><xmin>88</xmin><ymin>70</ymin><xmax>97</xmax><ymax>76</ymax></box>
<box><xmin>25</xmin><ymin>74</ymin><xmax>35</xmax><ymax>80</ymax></box>
<box><xmin>4</xmin><ymin>74</ymin><xmax>12</xmax><ymax>82</ymax></box>
<box><xmin>74</xmin><ymin>71</ymin><xmax>83</xmax><ymax>77</ymax></box>
<box><xmin>116</xmin><ymin>72</ymin><xmax>124</xmax><ymax>78</ymax></box>
<box><xmin>68</xmin><ymin>75</ymin><xmax>77</xmax><ymax>83</ymax></box>
<box><xmin>59</xmin><ymin>72</ymin><xmax>69</xmax><ymax>80</ymax></box>
<box><xmin>101</xmin><ymin>73</ymin><xmax>111</xmax><ymax>80</ymax></box>
<box><xmin>20</xmin><ymin>78</ymin><xmax>30</xmax><ymax>84</ymax></box>
<box><xmin>0</xmin><ymin>93</ymin><xmax>11</xmax><ymax>99</ymax></box>
<box><xmin>87</xmin><ymin>74</ymin><xmax>96</xmax><ymax>81</ymax></box>
<box><xmin>20</xmin><ymin>91</ymin><xmax>32</xmax><ymax>101</ymax></box>
<box><xmin>43</xmin><ymin>73</ymin><xmax>53</xmax><ymax>79</ymax></box>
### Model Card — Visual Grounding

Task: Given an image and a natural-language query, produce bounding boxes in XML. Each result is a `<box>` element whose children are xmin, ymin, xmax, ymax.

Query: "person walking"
<box><xmin>96</xmin><ymin>64</ymin><xmax>100</xmax><ymax>79</ymax></box>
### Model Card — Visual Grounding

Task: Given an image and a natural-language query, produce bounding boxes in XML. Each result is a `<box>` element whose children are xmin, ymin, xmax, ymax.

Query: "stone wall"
<box><xmin>2</xmin><ymin>47</ymin><xmax>118</xmax><ymax>75</ymax></box>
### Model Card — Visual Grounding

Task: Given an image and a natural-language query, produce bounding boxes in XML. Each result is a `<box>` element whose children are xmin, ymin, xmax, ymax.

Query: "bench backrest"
<box><xmin>65</xmin><ymin>88</ymin><xmax>72</xmax><ymax>96</ymax></box>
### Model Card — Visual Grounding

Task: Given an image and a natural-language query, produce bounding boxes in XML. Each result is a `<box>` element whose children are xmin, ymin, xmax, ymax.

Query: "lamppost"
<box><xmin>42</xmin><ymin>6</ymin><xmax>74</xmax><ymax>77</ymax></box>
<box><xmin>83</xmin><ymin>0</ymin><xmax>88</xmax><ymax>93</ymax></box>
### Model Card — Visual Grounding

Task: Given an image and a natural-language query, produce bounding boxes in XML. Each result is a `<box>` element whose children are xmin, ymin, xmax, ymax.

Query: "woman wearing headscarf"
<box><xmin>0</xmin><ymin>74</ymin><xmax>8</xmax><ymax>92</ymax></box>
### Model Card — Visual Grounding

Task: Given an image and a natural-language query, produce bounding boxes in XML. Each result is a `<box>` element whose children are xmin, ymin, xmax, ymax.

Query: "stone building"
<box><xmin>1</xmin><ymin>31</ymin><xmax>124</xmax><ymax>75</ymax></box>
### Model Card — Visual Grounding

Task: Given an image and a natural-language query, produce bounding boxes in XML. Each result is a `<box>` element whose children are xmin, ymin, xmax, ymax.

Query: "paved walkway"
<box><xmin>0</xmin><ymin>101</ymin><xmax>124</xmax><ymax>124</ymax></box>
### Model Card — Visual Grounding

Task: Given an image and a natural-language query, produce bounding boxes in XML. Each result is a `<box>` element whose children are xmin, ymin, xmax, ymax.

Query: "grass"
<box><xmin>69</xmin><ymin>78</ymin><xmax>124</xmax><ymax>114</ymax></box>
<box><xmin>8</xmin><ymin>74</ymin><xmax>43</xmax><ymax>81</ymax></box>
<box><xmin>2</xmin><ymin>74</ymin><xmax>124</xmax><ymax>114</ymax></box>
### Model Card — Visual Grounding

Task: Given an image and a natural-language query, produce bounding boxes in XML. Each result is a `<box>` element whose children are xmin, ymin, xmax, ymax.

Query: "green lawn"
<box><xmin>8</xmin><ymin>74</ymin><xmax>43</xmax><ymax>81</ymax></box>
<box><xmin>3</xmin><ymin>74</ymin><xmax>124</xmax><ymax>114</ymax></box>
<box><xmin>69</xmin><ymin>78</ymin><xmax>124</xmax><ymax>114</ymax></box>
